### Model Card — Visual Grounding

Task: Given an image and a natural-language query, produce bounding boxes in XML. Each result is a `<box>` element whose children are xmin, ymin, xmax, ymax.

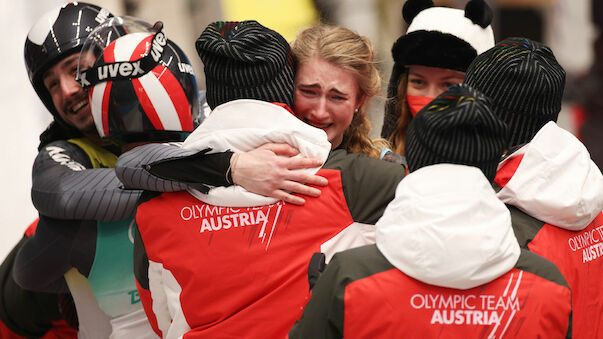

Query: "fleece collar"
<box><xmin>496</xmin><ymin>122</ymin><xmax>603</xmax><ymax>230</ymax></box>
<box><xmin>376</xmin><ymin>164</ymin><xmax>520</xmax><ymax>290</ymax></box>
<box><xmin>181</xmin><ymin>99</ymin><xmax>331</xmax><ymax>207</ymax></box>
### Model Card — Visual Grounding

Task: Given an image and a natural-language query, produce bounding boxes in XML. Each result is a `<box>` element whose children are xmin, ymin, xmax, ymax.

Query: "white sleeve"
<box><xmin>148</xmin><ymin>260</ymin><xmax>171</xmax><ymax>337</ymax></box>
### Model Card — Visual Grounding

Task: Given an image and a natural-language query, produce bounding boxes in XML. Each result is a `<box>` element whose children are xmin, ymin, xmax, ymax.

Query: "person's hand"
<box><xmin>231</xmin><ymin>143</ymin><xmax>328</xmax><ymax>205</ymax></box>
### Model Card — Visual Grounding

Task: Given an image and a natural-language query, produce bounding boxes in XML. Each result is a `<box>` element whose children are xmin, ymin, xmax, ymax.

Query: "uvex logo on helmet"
<box><xmin>150</xmin><ymin>29</ymin><xmax>167</xmax><ymax>62</ymax></box>
<box><xmin>78</xmin><ymin>28</ymin><xmax>169</xmax><ymax>89</ymax></box>
<box><xmin>97</xmin><ymin>61</ymin><xmax>145</xmax><ymax>81</ymax></box>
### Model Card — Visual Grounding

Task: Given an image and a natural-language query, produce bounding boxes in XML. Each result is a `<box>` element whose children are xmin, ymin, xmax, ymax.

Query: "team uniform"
<box><xmin>133</xmin><ymin>100</ymin><xmax>405</xmax><ymax>338</ymax></box>
<box><xmin>290</xmin><ymin>164</ymin><xmax>572</xmax><ymax>339</ymax></box>
<box><xmin>14</xmin><ymin>137</ymin><xmax>157</xmax><ymax>338</ymax></box>
<box><xmin>494</xmin><ymin>121</ymin><xmax>603</xmax><ymax>338</ymax></box>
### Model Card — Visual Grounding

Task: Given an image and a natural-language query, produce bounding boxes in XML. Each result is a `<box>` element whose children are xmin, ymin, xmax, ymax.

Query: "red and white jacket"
<box><xmin>290</xmin><ymin>164</ymin><xmax>572</xmax><ymax>338</ymax></box>
<box><xmin>494</xmin><ymin>121</ymin><xmax>603</xmax><ymax>339</ymax></box>
<box><xmin>134</xmin><ymin>100</ymin><xmax>404</xmax><ymax>338</ymax></box>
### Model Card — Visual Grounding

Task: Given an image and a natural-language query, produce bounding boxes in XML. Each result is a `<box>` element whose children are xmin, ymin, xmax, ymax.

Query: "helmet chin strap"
<box><xmin>77</xmin><ymin>24</ymin><xmax>168</xmax><ymax>89</ymax></box>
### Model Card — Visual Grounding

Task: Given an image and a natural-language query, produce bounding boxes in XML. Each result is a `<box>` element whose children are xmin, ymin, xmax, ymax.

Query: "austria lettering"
<box><xmin>567</xmin><ymin>224</ymin><xmax>603</xmax><ymax>263</ymax></box>
<box><xmin>180</xmin><ymin>204</ymin><xmax>277</xmax><ymax>233</ymax></box>
<box><xmin>410</xmin><ymin>294</ymin><xmax>520</xmax><ymax>325</ymax></box>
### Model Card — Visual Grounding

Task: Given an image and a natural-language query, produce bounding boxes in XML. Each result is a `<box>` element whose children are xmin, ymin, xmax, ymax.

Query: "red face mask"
<box><xmin>406</xmin><ymin>94</ymin><xmax>434</xmax><ymax>117</ymax></box>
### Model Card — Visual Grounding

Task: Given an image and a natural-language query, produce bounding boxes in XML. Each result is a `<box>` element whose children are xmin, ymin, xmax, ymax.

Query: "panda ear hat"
<box><xmin>394</xmin><ymin>0</ymin><xmax>495</xmax><ymax>73</ymax></box>
<box><xmin>380</xmin><ymin>0</ymin><xmax>495</xmax><ymax>139</ymax></box>
<box><xmin>464</xmin><ymin>0</ymin><xmax>493</xmax><ymax>28</ymax></box>
<box><xmin>402</xmin><ymin>0</ymin><xmax>434</xmax><ymax>23</ymax></box>
<box><xmin>403</xmin><ymin>0</ymin><xmax>492</xmax><ymax>28</ymax></box>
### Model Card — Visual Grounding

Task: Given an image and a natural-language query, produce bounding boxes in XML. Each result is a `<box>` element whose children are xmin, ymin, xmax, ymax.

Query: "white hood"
<box><xmin>376</xmin><ymin>164</ymin><xmax>520</xmax><ymax>290</ymax></box>
<box><xmin>182</xmin><ymin>99</ymin><xmax>331</xmax><ymax>207</ymax></box>
<box><xmin>497</xmin><ymin>122</ymin><xmax>603</xmax><ymax>231</ymax></box>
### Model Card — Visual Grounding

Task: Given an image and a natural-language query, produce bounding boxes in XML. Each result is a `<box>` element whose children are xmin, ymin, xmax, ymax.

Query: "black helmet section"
<box><xmin>24</xmin><ymin>2</ymin><xmax>113</xmax><ymax>119</ymax></box>
<box><xmin>83</xmin><ymin>18</ymin><xmax>199</xmax><ymax>143</ymax></box>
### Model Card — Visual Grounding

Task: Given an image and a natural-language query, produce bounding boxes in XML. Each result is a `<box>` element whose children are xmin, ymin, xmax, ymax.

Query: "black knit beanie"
<box><xmin>405</xmin><ymin>83</ymin><xmax>509</xmax><ymax>182</ymax></box>
<box><xmin>464</xmin><ymin>37</ymin><xmax>566</xmax><ymax>147</ymax></box>
<box><xmin>196</xmin><ymin>20</ymin><xmax>295</xmax><ymax>109</ymax></box>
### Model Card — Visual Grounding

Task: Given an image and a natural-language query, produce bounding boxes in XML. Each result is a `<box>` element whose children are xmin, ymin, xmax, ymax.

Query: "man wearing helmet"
<box><xmin>24</xmin><ymin>3</ymin><xmax>112</xmax><ymax>146</ymax></box>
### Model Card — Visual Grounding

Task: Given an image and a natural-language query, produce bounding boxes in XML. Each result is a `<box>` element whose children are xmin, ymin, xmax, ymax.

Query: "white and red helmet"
<box><xmin>78</xmin><ymin>17</ymin><xmax>199</xmax><ymax>142</ymax></box>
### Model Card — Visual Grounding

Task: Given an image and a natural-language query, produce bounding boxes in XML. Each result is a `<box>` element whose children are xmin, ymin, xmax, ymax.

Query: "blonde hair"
<box><xmin>291</xmin><ymin>25</ymin><xmax>385</xmax><ymax>158</ymax></box>
<box><xmin>389</xmin><ymin>71</ymin><xmax>412</xmax><ymax>155</ymax></box>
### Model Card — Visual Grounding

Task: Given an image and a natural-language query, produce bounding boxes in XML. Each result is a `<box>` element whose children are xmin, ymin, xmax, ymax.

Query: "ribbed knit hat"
<box><xmin>464</xmin><ymin>37</ymin><xmax>566</xmax><ymax>147</ymax></box>
<box><xmin>381</xmin><ymin>0</ymin><xmax>495</xmax><ymax>139</ymax></box>
<box><xmin>405</xmin><ymin>83</ymin><xmax>509</xmax><ymax>182</ymax></box>
<box><xmin>196</xmin><ymin>20</ymin><xmax>295</xmax><ymax>109</ymax></box>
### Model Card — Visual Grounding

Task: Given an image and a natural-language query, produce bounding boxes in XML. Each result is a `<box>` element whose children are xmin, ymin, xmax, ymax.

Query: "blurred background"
<box><xmin>1</xmin><ymin>0</ymin><xmax>600</xmax><ymax>258</ymax></box>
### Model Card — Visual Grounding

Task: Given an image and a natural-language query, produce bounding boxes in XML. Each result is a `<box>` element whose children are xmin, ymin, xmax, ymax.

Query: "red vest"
<box><xmin>137</xmin><ymin>169</ymin><xmax>354</xmax><ymax>338</ymax></box>
<box><xmin>343</xmin><ymin>268</ymin><xmax>571</xmax><ymax>338</ymax></box>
